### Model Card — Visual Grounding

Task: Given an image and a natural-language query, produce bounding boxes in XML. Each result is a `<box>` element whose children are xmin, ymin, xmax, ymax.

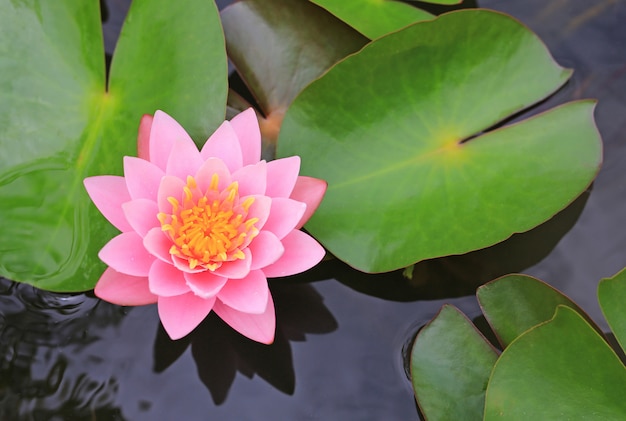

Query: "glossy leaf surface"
<box><xmin>309</xmin><ymin>0</ymin><xmax>433</xmax><ymax>39</ymax></box>
<box><xmin>278</xmin><ymin>10</ymin><xmax>602</xmax><ymax>273</ymax></box>
<box><xmin>411</xmin><ymin>305</ymin><xmax>498</xmax><ymax>421</ymax></box>
<box><xmin>599</xmin><ymin>267</ymin><xmax>626</xmax><ymax>354</ymax></box>
<box><xmin>484</xmin><ymin>306</ymin><xmax>626</xmax><ymax>420</ymax></box>
<box><xmin>0</xmin><ymin>0</ymin><xmax>227</xmax><ymax>291</ymax></box>
<box><xmin>221</xmin><ymin>0</ymin><xmax>367</xmax><ymax>116</ymax></box>
<box><xmin>477</xmin><ymin>274</ymin><xmax>595</xmax><ymax>347</ymax></box>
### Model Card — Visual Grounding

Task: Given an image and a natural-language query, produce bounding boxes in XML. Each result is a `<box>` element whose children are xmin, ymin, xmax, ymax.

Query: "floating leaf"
<box><xmin>411</xmin><ymin>305</ymin><xmax>498</xmax><ymax>420</ymax></box>
<box><xmin>599</xmin><ymin>267</ymin><xmax>626</xmax><ymax>354</ymax></box>
<box><xmin>278</xmin><ymin>9</ymin><xmax>602</xmax><ymax>273</ymax></box>
<box><xmin>308</xmin><ymin>0</ymin><xmax>433</xmax><ymax>39</ymax></box>
<box><xmin>0</xmin><ymin>0</ymin><xmax>227</xmax><ymax>291</ymax></box>
<box><xmin>484</xmin><ymin>306</ymin><xmax>626</xmax><ymax>420</ymax></box>
<box><xmin>221</xmin><ymin>0</ymin><xmax>367</xmax><ymax>120</ymax></box>
<box><xmin>477</xmin><ymin>274</ymin><xmax>598</xmax><ymax>347</ymax></box>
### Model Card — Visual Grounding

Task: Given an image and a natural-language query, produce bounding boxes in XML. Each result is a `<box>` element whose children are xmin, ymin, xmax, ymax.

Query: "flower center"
<box><xmin>158</xmin><ymin>174</ymin><xmax>259</xmax><ymax>271</ymax></box>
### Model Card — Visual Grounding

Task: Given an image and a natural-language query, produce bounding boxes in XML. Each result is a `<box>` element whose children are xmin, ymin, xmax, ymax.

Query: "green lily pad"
<box><xmin>277</xmin><ymin>9</ymin><xmax>602</xmax><ymax>273</ymax></box>
<box><xmin>308</xmin><ymin>0</ymin><xmax>433</xmax><ymax>39</ymax></box>
<box><xmin>484</xmin><ymin>306</ymin><xmax>626</xmax><ymax>420</ymax></box>
<box><xmin>0</xmin><ymin>0</ymin><xmax>227</xmax><ymax>291</ymax></box>
<box><xmin>411</xmin><ymin>304</ymin><xmax>499</xmax><ymax>420</ymax></box>
<box><xmin>477</xmin><ymin>274</ymin><xmax>598</xmax><ymax>347</ymax></box>
<box><xmin>221</xmin><ymin>0</ymin><xmax>367</xmax><ymax>118</ymax></box>
<box><xmin>599</xmin><ymin>267</ymin><xmax>626</xmax><ymax>354</ymax></box>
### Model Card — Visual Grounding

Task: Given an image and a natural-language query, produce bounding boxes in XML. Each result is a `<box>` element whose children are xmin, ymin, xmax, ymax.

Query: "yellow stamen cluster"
<box><xmin>158</xmin><ymin>174</ymin><xmax>258</xmax><ymax>271</ymax></box>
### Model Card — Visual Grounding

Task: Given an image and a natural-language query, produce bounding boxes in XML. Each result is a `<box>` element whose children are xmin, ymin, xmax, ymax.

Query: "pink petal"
<box><xmin>231</xmin><ymin>161</ymin><xmax>267</xmax><ymax>197</ymax></box>
<box><xmin>171</xmin><ymin>254</ymin><xmax>205</xmax><ymax>273</ymax></box>
<box><xmin>150</xmin><ymin>110</ymin><xmax>194</xmax><ymax>171</ymax></box>
<box><xmin>212</xmin><ymin>248</ymin><xmax>252</xmax><ymax>279</ymax></box>
<box><xmin>122</xmin><ymin>199</ymin><xmax>159</xmax><ymax>237</ymax></box>
<box><xmin>248</xmin><ymin>231</ymin><xmax>284</xmax><ymax>270</ymax></box>
<box><xmin>124</xmin><ymin>156</ymin><xmax>164</xmax><ymax>200</ymax></box>
<box><xmin>94</xmin><ymin>267</ymin><xmax>157</xmax><ymax>305</ymax></box>
<box><xmin>137</xmin><ymin>114</ymin><xmax>154</xmax><ymax>161</ymax></box>
<box><xmin>214</xmin><ymin>293</ymin><xmax>275</xmax><ymax>344</ymax></box>
<box><xmin>98</xmin><ymin>232</ymin><xmax>155</xmax><ymax>277</ymax></box>
<box><xmin>265</xmin><ymin>156</ymin><xmax>301</xmax><ymax>198</ymax></box>
<box><xmin>184</xmin><ymin>271</ymin><xmax>228</xmax><ymax>299</ymax></box>
<box><xmin>262</xmin><ymin>198</ymin><xmax>306</xmax><ymax>240</ymax></box>
<box><xmin>245</xmin><ymin>195</ymin><xmax>272</xmax><ymax>231</ymax></box>
<box><xmin>230</xmin><ymin>108</ymin><xmax>261</xmax><ymax>166</ymax></box>
<box><xmin>157</xmin><ymin>175</ymin><xmax>185</xmax><ymax>213</ymax></box>
<box><xmin>262</xmin><ymin>230</ymin><xmax>325</xmax><ymax>278</ymax></box>
<box><xmin>194</xmin><ymin>157</ymin><xmax>232</xmax><ymax>193</ymax></box>
<box><xmin>216</xmin><ymin>269</ymin><xmax>269</xmax><ymax>314</ymax></box>
<box><xmin>166</xmin><ymin>137</ymin><xmax>204</xmax><ymax>180</ymax></box>
<box><xmin>149</xmin><ymin>260</ymin><xmax>190</xmax><ymax>297</ymax></box>
<box><xmin>143</xmin><ymin>227</ymin><xmax>173</xmax><ymax>263</ymax></box>
<box><xmin>290</xmin><ymin>176</ymin><xmax>327</xmax><ymax>228</ymax></box>
<box><xmin>200</xmin><ymin>121</ymin><xmax>243</xmax><ymax>172</ymax></box>
<box><xmin>158</xmin><ymin>293</ymin><xmax>216</xmax><ymax>340</ymax></box>
<box><xmin>83</xmin><ymin>176</ymin><xmax>132</xmax><ymax>232</ymax></box>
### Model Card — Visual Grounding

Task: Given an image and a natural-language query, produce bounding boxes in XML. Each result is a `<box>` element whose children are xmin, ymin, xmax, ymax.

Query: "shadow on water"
<box><xmin>153</xmin><ymin>283</ymin><xmax>337</xmax><ymax>405</ymax></box>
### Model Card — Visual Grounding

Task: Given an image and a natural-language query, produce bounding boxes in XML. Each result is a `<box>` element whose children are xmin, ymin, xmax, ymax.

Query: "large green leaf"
<box><xmin>484</xmin><ymin>306</ymin><xmax>626</xmax><ymax>420</ymax></box>
<box><xmin>308</xmin><ymin>0</ymin><xmax>433</xmax><ymax>39</ymax></box>
<box><xmin>278</xmin><ymin>9</ymin><xmax>602</xmax><ymax>273</ymax></box>
<box><xmin>598</xmin><ymin>267</ymin><xmax>626</xmax><ymax>354</ymax></box>
<box><xmin>0</xmin><ymin>0</ymin><xmax>227</xmax><ymax>291</ymax></box>
<box><xmin>411</xmin><ymin>305</ymin><xmax>498</xmax><ymax>420</ymax></box>
<box><xmin>477</xmin><ymin>274</ymin><xmax>598</xmax><ymax>347</ymax></box>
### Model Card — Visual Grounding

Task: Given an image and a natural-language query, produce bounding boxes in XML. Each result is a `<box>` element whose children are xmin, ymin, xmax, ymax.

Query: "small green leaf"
<box><xmin>0</xmin><ymin>0</ymin><xmax>227</xmax><ymax>291</ymax></box>
<box><xmin>485</xmin><ymin>306</ymin><xmax>626</xmax><ymax>420</ymax></box>
<box><xmin>411</xmin><ymin>305</ymin><xmax>498</xmax><ymax>420</ymax></box>
<box><xmin>599</xmin><ymin>267</ymin><xmax>626</xmax><ymax>355</ymax></box>
<box><xmin>477</xmin><ymin>274</ymin><xmax>597</xmax><ymax>347</ymax></box>
<box><xmin>278</xmin><ymin>9</ymin><xmax>602</xmax><ymax>273</ymax></box>
<box><xmin>221</xmin><ymin>0</ymin><xmax>367</xmax><ymax>116</ymax></box>
<box><xmin>309</xmin><ymin>0</ymin><xmax>433</xmax><ymax>39</ymax></box>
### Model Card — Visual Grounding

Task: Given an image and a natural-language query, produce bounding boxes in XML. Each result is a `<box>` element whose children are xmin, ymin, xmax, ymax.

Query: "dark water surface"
<box><xmin>1</xmin><ymin>0</ymin><xmax>625</xmax><ymax>419</ymax></box>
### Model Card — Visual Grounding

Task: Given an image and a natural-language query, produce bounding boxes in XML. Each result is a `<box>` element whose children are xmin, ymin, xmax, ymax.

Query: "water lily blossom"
<box><xmin>83</xmin><ymin>109</ymin><xmax>326</xmax><ymax>344</ymax></box>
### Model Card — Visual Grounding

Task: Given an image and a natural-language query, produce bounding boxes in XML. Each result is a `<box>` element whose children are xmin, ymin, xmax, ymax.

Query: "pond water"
<box><xmin>1</xmin><ymin>0</ymin><xmax>625</xmax><ymax>419</ymax></box>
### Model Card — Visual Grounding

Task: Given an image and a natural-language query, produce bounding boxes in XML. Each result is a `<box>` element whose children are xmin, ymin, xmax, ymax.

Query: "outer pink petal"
<box><xmin>137</xmin><ymin>114</ymin><xmax>153</xmax><ymax>161</ymax></box>
<box><xmin>149</xmin><ymin>110</ymin><xmax>195</xmax><ymax>171</ymax></box>
<box><xmin>231</xmin><ymin>161</ymin><xmax>267</xmax><ymax>197</ymax></box>
<box><xmin>184</xmin><ymin>271</ymin><xmax>228</xmax><ymax>299</ymax></box>
<box><xmin>244</xmin><ymin>195</ymin><xmax>271</xmax><ymax>231</ymax></box>
<box><xmin>230</xmin><ymin>108</ymin><xmax>261</xmax><ymax>166</ymax></box>
<box><xmin>216</xmin><ymin>269</ymin><xmax>268</xmax><ymax>314</ymax></box>
<box><xmin>158</xmin><ymin>293</ymin><xmax>216</xmax><ymax>340</ymax></box>
<box><xmin>149</xmin><ymin>260</ymin><xmax>190</xmax><ymax>297</ymax></box>
<box><xmin>94</xmin><ymin>267</ymin><xmax>157</xmax><ymax>306</ymax></box>
<box><xmin>157</xmin><ymin>175</ymin><xmax>185</xmax><ymax>213</ymax></box>
<box><xmin>262</xmin><ymin>198</ymin><xmax>306</xmax><ymax>240</ymax></box>
<box><xmin>200</xmin><ymin>121</ymin><xmax>243</xmax><ymax>172</ymax></box>
<box><xmin>262</xmin><ymin>230</ymin><xmax>325</xmax><ymax>278</ymax></box>
<box><xmin>290</xmin><ymin>176</ymin><xmax>327</xmax><ymax>229</ymax></box>
<box><xmin>124</xmin><ymin>156</ymin><xmax>164</xmax><ymax>200</ymax></box>
<box><xmin>166</xmin><ymin>137</ymin><xmax>204</xmax><ymax>180</ymax></box>
<box><xmin>122</xmin><ymin>199</ymin><xmax>159</xmax><ymax>237</ymax></box>
<box><xmin>265</xmin><ymin>156</ymin><xmax>300</xmax><ymax>198</ymax></box>
<box><xmin>214</xmin><ymin>292</ymin><xmax>275</xmax><ymax>344</ymax></box>
<box><xmin>248</xmin><ymin>231</ymin><xmax>284</xmax><ymax>270</ymax></box>
<box><xmin>83</xmin><ymin>176</ymin><xmax>132</xmax><ymax>232</ymax></box>
<box><xmin>98</xmin><ymin>232</ymin><xmax>155</xmax><ymax>277</ymax></box>
<box><xmin>143</xmin><ymin>227</ymin><xmax>173</xmax><ymax>263</ymax></box>
<box><xmin>194</xmin><ymin>157</ymin><xmax>232</xmax><ymax>192</ymax></box>
<box><xmin>212</xmin><ymin>248</ymin><xmax>252</xmax><ymax>279</ymax></box>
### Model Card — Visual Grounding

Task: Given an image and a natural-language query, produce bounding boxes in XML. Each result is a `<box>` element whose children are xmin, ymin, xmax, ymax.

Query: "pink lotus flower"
<box><xmin>83</xmin><ymin>109</ymin><xmax>326</xmax><ymax>344</ymax></box>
